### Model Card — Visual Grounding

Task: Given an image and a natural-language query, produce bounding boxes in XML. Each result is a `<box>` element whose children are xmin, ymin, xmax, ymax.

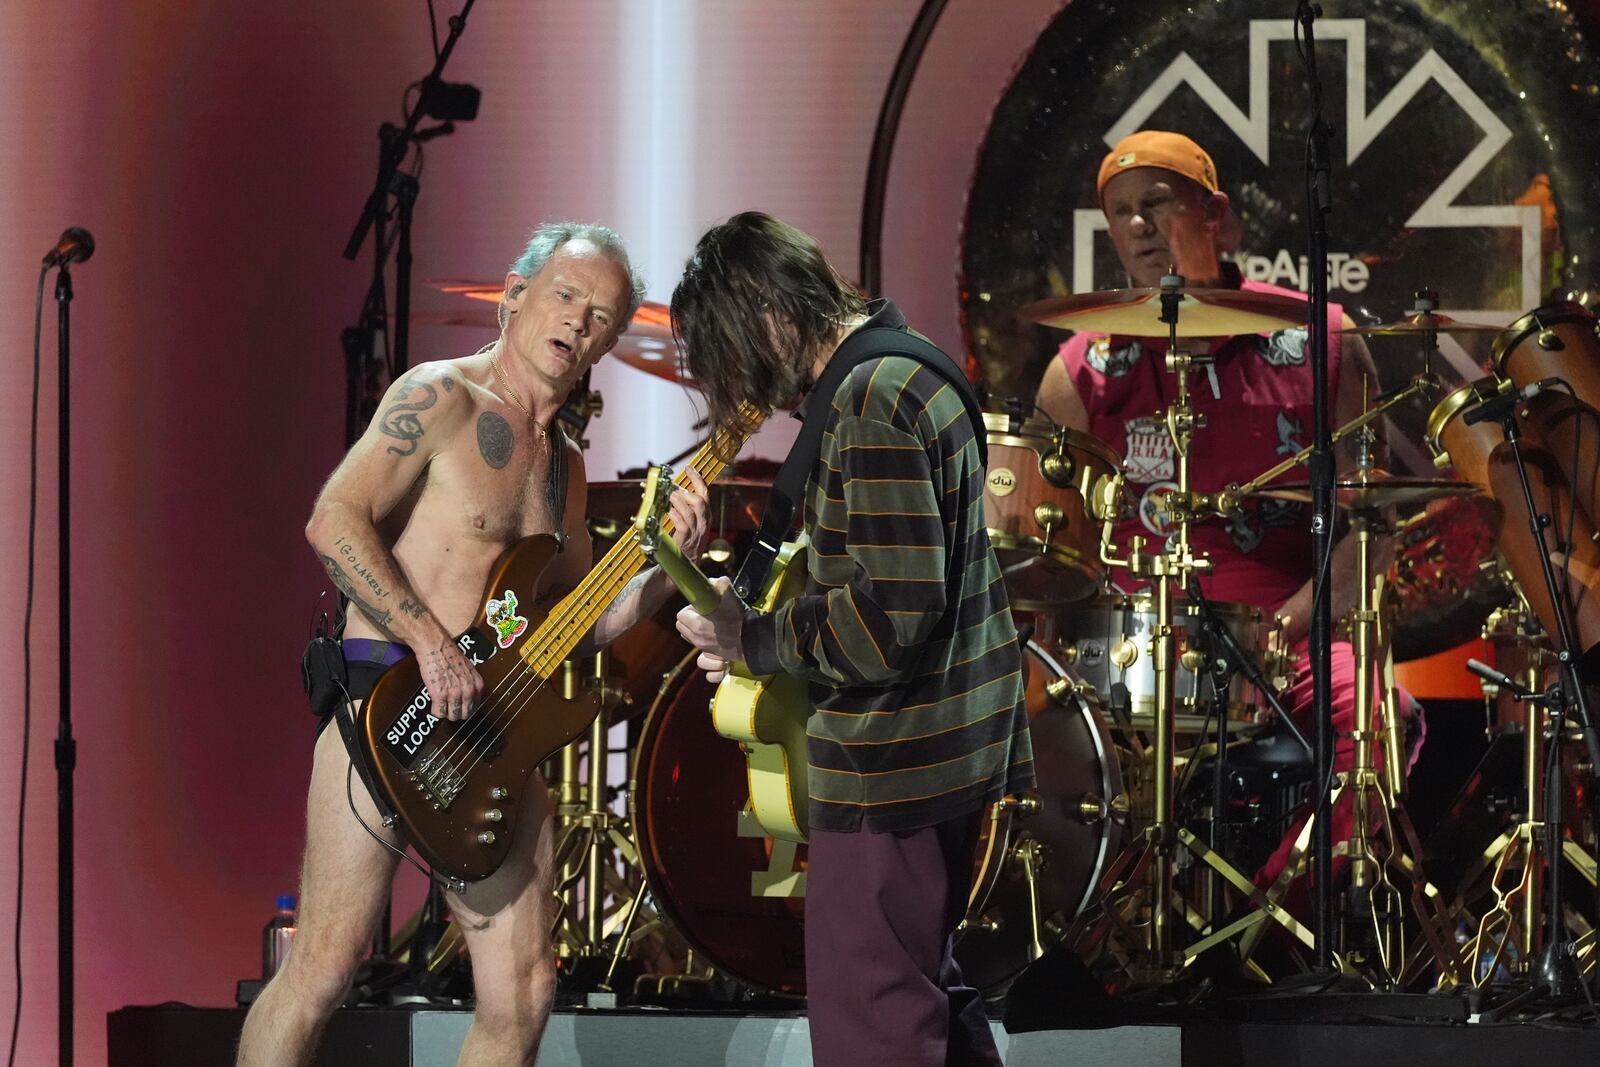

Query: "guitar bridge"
<box><xmin>411</xmin><ymin>751</ymin><xmax>465</xmax><ymax>810</ymax></box>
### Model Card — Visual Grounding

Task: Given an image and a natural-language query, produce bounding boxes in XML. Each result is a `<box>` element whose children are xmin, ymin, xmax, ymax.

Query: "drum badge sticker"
<box><xmin>1086</xmin><ymin>338</ymin><xmax>1143</xmax><ymax>378</ymax></box>
<box><xmin>1124</xmin><ymin>416</ymin><xmax>1176</xmax><ymax>484</ymax></box>
<box><xmin>1257</xmin><ymin>328</ymin><xmax>1309</xmax><ymax>367</ymax></box>
<box><xmin>1139</xmin><ymin>480</ymin><xmax>1182</xmax><ymax>537</ymax></box>
<box><xmin>485</xmin><ymin>590</ymin><xmax>529</xmax><ymax>648</ymax></box>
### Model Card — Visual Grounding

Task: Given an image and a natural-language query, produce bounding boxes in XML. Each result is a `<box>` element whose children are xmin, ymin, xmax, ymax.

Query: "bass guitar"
<box><xmin>353</xmin><ymin>429</ymin><xmax>749</xmax><ymax>883</ymax></box>
<box><xmin>632</xmin><ymin>465</ymin><xmax>812</xmax><ymax>843</ymax></box>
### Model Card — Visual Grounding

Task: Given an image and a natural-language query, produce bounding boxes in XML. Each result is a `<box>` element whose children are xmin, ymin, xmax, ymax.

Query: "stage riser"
<box><xmin>107</xmin><ymin>1007</ymin><xmax>1600</xmax><ymax>1066</ymax></box>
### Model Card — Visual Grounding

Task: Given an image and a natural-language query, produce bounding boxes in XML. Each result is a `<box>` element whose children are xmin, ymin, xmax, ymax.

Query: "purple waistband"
<box><xmin>342</xmin><ymin>638</ymin><xmax>411</xmax><ymax>668</ymax></box>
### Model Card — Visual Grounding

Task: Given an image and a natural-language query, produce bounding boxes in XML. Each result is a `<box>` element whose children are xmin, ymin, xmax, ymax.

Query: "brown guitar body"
<box><xmin>356</xmin><ymin>534</ymin><xmax>602</xmax><ymax>883</ymax></box>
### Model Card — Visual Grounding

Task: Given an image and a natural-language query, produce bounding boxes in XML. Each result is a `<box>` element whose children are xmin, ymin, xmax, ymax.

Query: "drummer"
<box><xmin>1035</xmin><ymin>130</ymin><xmax>1399</xmax><ymax>886</ymax></box>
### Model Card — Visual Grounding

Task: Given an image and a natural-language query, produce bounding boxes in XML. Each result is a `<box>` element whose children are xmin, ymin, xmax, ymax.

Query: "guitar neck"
<box><xmin>516</xmin><ymin>423</ymin><xmax>750</xmax><ymax>674</ymax></box>
<box><xmin>649</xmin><ymin>526</ymin><xmax>721</xmax><ymax>615</ymax></box>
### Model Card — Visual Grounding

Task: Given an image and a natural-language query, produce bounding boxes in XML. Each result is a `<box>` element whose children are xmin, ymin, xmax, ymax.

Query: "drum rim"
<box><xmin>1490</xmin><ymin>300</ymin><xmax>1597</xmax><ymax>368</ymax></box>
<box><xmin>1425</xmin><ymin>376</ymin><xmax>1508</xmax><ymax>458</ymax></box>
<box><xmin>1064</xmin><ymin>590</ymin><xmax>1267</xmax><ymax>624</ymax></box>
<box><xmin>982</xmin><ymin>416</ymin><xmax>1122</xmax><ymax>468</ymax></box>
<box><xmin>629</xmin><ymin>649</ymin><xmax>806</xmax><ymax>996</ymax></box>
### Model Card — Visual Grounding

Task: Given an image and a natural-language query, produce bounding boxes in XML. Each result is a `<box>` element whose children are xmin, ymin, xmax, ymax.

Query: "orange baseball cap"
<box><xmin>1096</xmin><ymin>130</ymin><xmax>1220</xmax><ymax>201</ymax></box>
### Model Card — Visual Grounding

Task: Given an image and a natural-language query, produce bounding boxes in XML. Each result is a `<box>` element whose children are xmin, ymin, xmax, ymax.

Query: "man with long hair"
<box><xmin>671</xmin><ymin>211</ymin><xmax>1033</xmax><ymax>1066</ymax></box>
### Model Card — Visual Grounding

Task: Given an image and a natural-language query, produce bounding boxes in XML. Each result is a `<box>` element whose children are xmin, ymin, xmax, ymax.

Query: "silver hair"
<box><xmin>509</xmin><ymin>221</ymin><xmax>648</xmax><ymax>328</ymax></box>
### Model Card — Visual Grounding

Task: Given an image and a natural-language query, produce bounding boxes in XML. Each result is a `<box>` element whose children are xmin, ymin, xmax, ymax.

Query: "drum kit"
<box><xmin>965</xmin><ymin>283</ymin><xmax>1600</xmax><ymax>993</ymax></box>
<box><xmin>415</xmin><ymin>278</ymin><xmax>1600</xmax><ymax>1002</ymax></box>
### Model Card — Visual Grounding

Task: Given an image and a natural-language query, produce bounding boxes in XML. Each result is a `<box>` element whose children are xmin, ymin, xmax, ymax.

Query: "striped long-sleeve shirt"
<box><xmin>742</xmin><ymin>302</ymin><xmax>1035</xmax><ymax>833</ymax></box>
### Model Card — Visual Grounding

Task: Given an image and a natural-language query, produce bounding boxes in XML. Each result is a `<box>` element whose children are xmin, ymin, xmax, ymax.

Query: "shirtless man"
<box><xmin>238</xmin><ymin>222</ymin><xmax>709</xmax><ymax>1067</ymax></box>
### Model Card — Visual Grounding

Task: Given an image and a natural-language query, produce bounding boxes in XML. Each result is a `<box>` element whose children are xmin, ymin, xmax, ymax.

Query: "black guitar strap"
<box><xmin>731</xmin><ymin>323</ymin><xmax>986</xmax><ymax>603</ymax></box>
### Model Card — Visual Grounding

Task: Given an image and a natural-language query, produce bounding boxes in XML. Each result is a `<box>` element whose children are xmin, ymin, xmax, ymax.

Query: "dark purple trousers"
<box><xmin>804</xmin><ymin>812</ymin><xmax>1002</xmax><ymax>1067</ymax></box>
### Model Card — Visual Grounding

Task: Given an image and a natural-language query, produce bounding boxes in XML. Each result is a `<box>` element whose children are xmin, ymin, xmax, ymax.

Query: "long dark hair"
<box><xmin>671</xmin><ymin>212</ymin><xmax>866</xmax><ymax>458</ymax></box>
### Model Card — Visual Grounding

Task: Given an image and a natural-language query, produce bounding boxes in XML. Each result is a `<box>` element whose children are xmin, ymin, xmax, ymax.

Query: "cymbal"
<box><xmin>1342</xmin><ymin>311</ymin><xmax>1503</xmax><ymax>336</ymax></box>
<box><xmin>420</xmin><ymin>279</ymin><xmax>689</xmax><ymax>384</ymax></box>
<box><xmin>1019</xmin><ymin>285</ymin><xmax>1306</xmax><ymax>337</ymax></box>
<box><xmin>1252</xmin><ymin>470</ymin><xmax>1481</xmax><ymax>510</ymax></box>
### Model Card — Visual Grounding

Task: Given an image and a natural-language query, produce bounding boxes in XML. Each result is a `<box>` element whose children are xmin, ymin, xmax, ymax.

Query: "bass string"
<box><xmin>433</xmin><ymin>433</ymin><xmax>742</xmax><ymax>779</ymax></box>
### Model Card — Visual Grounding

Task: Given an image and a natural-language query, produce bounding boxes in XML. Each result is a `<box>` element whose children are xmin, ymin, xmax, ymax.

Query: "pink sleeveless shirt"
<box><xmin>1057</xmin><ymin>278</ymin><xmax>1343</xmax><ymax>610</ymax></box>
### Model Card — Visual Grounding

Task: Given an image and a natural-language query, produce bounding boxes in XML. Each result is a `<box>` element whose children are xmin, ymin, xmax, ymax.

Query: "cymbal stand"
<box><xmin>548</xmin><ymin>654</ymin><xmax>651</xmax><ymax>970</ymax></box>
<box><xmin>1469</xmin><ymin>383</ymin><xmax>1600</xmax><ymax>997</ymax></box>
<box><xmin>1089</xmin><ymin>274</ymin><xmax>1309</xmax><ymax>979</ymax></box>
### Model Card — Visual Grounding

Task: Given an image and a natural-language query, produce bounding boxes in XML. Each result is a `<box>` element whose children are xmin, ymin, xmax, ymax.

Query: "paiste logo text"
<box><xmin>1231</xmin><ymin>250</ymin><xmax>1370</xmax><ymax>294</ymax></box>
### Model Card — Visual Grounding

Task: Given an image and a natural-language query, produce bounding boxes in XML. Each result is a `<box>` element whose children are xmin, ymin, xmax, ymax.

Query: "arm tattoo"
<box><xmin>319</xmin><ymin>553</ymin><xmax>393</xmax><ymax>629</ymax></box>
<box><xmin>602</xmin><ymin>573</ymin><xmax>651</xmax><ymax>618</ymax></box>
<box><xmin>398</xmin><ymin>598</ymin><xmax>426</xmax><ymax>619</ymax></box>
<box><xmin>379</xmin><ymin>376</ymin><xmax>438</xmax><ymax>457</ymax></box>
<box><xmin>476</xmin><ymin>411</ymin><xmax>515</xmax><ymax>470</ymax></box>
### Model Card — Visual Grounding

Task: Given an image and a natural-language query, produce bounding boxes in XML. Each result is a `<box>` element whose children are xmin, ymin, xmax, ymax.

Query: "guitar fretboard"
<box><xmin>516</xmin><ymin>422</ymin><xmax>752</xmax><ymax>675</ymax></box>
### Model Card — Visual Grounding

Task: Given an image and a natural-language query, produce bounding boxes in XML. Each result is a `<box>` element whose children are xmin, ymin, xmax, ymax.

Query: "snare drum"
<box><xmin>983</xmin><ymin>411</ymin><xmax>1119</xmax><ymax>606</ymax></box>
<box><xmin>1043</xmin><ymin>594</ymin><xmax>1283</xmax><ymax>730</ymax></box>
<box><xmin>1426</xmin><ymin>378</ymin><xmax>1600</xmax><ymax>666</ymax></box>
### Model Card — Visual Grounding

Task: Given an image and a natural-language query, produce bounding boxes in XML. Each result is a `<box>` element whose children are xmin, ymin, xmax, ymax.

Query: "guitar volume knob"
<box><xmin>477</xmin><ymin>830</ymin><xmax>497</xmax><ymax>845</ymax></box>
<box><xmin>490</xmin><ymin>787</ymin><xmax>509</xmax><ymax>800</ymax></box>
<box><xmin>486</xmin><ymin>808</ymin><xmax>504</xmax><ymax>822</ymax></box>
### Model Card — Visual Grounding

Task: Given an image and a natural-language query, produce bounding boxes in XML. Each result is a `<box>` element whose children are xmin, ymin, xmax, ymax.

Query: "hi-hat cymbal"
<box><xmin>1342</xmin><ymin>311</ymin><xmax>1503</xmax><ymax>336</ymax></box>
<box><xmin>420</xmin><ymin>279</ymin><xmax>690</xmax><ymax>385</ymax></box>
<box><xmin>1251</xmin><ymin>470</ymin><xmax>1481</xmax><ymax>511</ymax></box>
<box><xmin>1019</xmin><ymin>285</ymin><xmax>1306</xmax><ymax>337</ymax></box>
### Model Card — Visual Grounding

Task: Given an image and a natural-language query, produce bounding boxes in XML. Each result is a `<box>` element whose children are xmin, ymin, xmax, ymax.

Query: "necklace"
<box><xmin>490</xmin><ymin>356</ymin><xmax>548</xmax><ymax>440</ymax></box>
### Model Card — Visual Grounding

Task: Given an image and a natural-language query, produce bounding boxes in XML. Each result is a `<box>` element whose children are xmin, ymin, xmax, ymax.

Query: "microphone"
<box><xmin>1465</xmin><ymin>657</ymin><xmax>1519</xmax><ymax>691</ymax></box>
<box><xmin>1462</xmin><ymin>377</ymin><xmax>1561</xmax><ymax>427</ymax></box>
<box><xmin>42</xmin><ymin>227</ymin><xmax>95</xmax><ymax>269</ymax></box>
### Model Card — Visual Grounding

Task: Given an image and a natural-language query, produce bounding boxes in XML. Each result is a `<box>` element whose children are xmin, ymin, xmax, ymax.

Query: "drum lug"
<box><xmin>1076</xmin><ymin>791</ymin><xmax>1131</xmax><ymax>826</ymax></box>
<box><xmin>1537</xmin><ymin>328</ymin><xmax>1564</xmax><ymax>351</ymax></box>
<box><xmin>1039</xmin><ymin>446</ymin><xmax>1076</xmax><ymax>488</ymax></box>
<box><xmin>1002</xmin><ymin>793</ymin><xmax>1041</xmax><ymax>816</ymax></box>
<box><xmin>1033</xmin><ymin>502</ymin><xmax>1064</xmax><ymax>530</ymax></box>
<box><xmin>1044</xmin><ymin>677</ymin><xmax>1077</xmax><ymax>708</ymax></box>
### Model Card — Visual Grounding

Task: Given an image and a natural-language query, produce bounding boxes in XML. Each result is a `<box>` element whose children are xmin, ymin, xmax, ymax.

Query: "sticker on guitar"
<box><xmin>485</xmin><ymin>590</ymin><xmax>529</xmax><ymax>648</ymax></box>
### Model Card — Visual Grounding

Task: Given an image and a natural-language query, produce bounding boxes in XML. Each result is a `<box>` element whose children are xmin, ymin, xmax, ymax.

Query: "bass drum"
<box><xmin>630</xmin><ymin>652</ymin><xmax>807</xmax><ymax>995</ymax></box>
<box><xmin>955</xmin><ymin>640</ymin><xmax>1130</xmax><ymax>993</ymax></box>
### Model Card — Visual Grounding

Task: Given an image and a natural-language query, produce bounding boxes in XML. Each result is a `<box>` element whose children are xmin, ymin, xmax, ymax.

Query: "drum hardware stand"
<box><xmin>1183</xmin><ymin>578</ymin><xmax>1308</xmax><ymax>932</ymax></box>
<box><xmin>548</xmin><ymin>653</ymin><xmax>653</xmax><ymax>975</ymax></box>
<box><xmin>1466</xmin><ymin>377</ymin><xmax>1600</xmax><ymax>999</ymax></box>
<box><xmin>1085</xmin><ymin>274</ymin><xmax>1307</xmax><ymax>981</ymax></box>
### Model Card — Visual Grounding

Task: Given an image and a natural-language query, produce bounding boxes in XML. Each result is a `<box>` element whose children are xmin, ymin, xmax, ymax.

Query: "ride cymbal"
<box><xmin>1251</xmin><ymin>470</ymin><xmax>1481</xmax><ymax>511</ymax></box>
<box><xmin>1019</xmin><ymin>285</ymin><xmax>1306</xmax><ymax>338</ymax></box>
<box><xmin>1342</xmin><ymin>311</ymin><xmax>1503</xmax><ymax>336</ymax></box>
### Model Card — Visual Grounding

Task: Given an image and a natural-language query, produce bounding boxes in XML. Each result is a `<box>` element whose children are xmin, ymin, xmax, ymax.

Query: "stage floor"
<box><xmin>108</xmin><ymin>1003</ymin><xmax>1600</xmax><ymax>1066</ymax></box>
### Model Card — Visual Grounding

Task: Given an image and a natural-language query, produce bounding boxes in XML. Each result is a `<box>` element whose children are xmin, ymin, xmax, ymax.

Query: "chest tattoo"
<box><xmin>477</xmin><ymin>411</ymin><xmax>515</xmax><ymax>470</ymax></box>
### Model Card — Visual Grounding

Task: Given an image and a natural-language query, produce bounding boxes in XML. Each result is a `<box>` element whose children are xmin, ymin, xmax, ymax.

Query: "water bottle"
<box><xmin>262</xmin><ymin>894</ymin><xmax>298</xmax><ymax>979</ymax></box>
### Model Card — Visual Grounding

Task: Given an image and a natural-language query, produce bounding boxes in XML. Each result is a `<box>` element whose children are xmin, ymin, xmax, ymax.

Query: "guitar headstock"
<box><xmin>631</xmin><ymin>464</ymin><xmax>674</xmax><ymax>560</ymax></box>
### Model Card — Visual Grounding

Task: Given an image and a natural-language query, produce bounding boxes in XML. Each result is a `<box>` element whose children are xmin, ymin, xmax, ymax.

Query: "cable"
<box><xmin>10</xmin><ymin>267</ymin><xmax>46</xmax><ymax>1067</ymax></box>
<box><xmin>334</xmin><ymin>681</ymin><xmax>461</xmax><ymax>895</ymax></box>
<box><xmin>426</xmin><ymin>0</ymin><xmax>441</xmax><ymax>60</ymax></box>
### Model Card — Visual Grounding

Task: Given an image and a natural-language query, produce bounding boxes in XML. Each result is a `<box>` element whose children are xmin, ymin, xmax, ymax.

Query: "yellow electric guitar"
<box><xmin>633</xmin><ymin>465</ymin><xmax>812</xmax><ymax>843</ymax></box>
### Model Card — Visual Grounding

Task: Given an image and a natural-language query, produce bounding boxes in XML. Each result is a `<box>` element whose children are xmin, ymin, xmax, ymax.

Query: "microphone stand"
<box><xmin>1186</xmin><ymin>579</ymin><xmax>1309</xmax><ymax>756</ymax></box>
<box><xmin>53</xmin><ymin>261</ymin><xmax>78</xmax><ymax>1067</ymax></box>
<box><xmin>340</xmin><ymin>0</ymin><xmax>476</xmax><ymax>445</ymax></box>
<box><xmin>1467</xmin><ymin>399</ymin><xmax>1600</xmax><ymax>998</ymax></box>
<box><xmin>1297</xmin><ymin>0</ymin><xmax>1337</xmax><ymax>973</ymax></box>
